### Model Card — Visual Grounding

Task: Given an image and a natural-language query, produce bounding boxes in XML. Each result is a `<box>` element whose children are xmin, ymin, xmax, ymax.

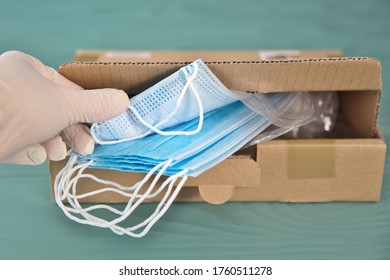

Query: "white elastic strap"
<box><xmin>56</xmin><ymin>159</ymin><xmax>162</xmax><ymax>216</ymax></box>
<box><xmin>54</xmin><ymin>154</ymin><xmax>189</xmax><ymax>238</ymax></box>
<box><xmin>55</xmin><ymin>158</ymin><xmax>170</xmax><ymax>225</ymax></box>
<box><xmin>92</xmin><ymin>61</ymin><xmax>204</xmax><ymax>144</ymax></box>
<box><xmin>67</xmin><ymin>160</ymin><xmax>169</xmax><ymax>229</ymax></box>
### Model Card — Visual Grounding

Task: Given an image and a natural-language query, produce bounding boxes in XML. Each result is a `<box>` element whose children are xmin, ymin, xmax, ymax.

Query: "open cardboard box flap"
<box><xmin>49</xmin><ymin>50</ymin><xmax>386</xmax><ymax>204</ymax></box>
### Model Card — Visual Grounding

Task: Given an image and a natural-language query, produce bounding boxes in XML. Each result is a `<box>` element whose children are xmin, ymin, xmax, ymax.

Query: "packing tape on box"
<box><xmin>287</xmin><ymin>139</ymin><xmax>336</xmax><ymax>179</ymax></box>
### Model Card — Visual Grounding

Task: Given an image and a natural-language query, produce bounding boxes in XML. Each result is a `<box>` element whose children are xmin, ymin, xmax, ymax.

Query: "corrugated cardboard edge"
<box><xmin>60</xmin><ymin>56</ymin><xmax>380</xmax><ymax>68</ymax></box>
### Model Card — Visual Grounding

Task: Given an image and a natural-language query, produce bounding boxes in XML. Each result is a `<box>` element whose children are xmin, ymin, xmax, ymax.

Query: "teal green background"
<box><xmin>0</xmin><ymin>0</ymin><xmax>389</xmax><ymax>259</ymax></box>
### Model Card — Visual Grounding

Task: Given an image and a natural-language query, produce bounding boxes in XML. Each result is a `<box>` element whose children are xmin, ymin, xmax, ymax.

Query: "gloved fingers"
<box><xmin>1</xmin><ymin>50</ymin><xmax>82</xmax><ymax>90</ymax></box>
<box><xmin>62</xmin><ymin>87</ymin><xmax>129</xmax><ymax>124</ymax></box>
<box><xmin>40</xmin><ymin>136</ymin><xmax>67</xmax><ymax>161</ymax></box>
<box><xmin>61</xmin><ymin>123</ymin><xmax>95</xmax><ymax>155</ymax></box>
<box><xmin>1</xmin><ymin>51</ymin><xmax>129</xmax><ymax>124</ymax></box>
<box><xmin>18</xmin><ymin>50</ymin><xmax>130</xmax><ymax>121</ymax></box>
<box><xmin>2</xmin><ymin>144</ymin><xmax>47</xmax><ymax>165</ymax></box>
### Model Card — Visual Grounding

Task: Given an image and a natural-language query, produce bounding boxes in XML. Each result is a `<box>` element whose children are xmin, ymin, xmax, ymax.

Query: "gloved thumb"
<box><xmin>60</xmin><ymin>87</ymin><xmax>129</xmax><ymax>125</ymax></box>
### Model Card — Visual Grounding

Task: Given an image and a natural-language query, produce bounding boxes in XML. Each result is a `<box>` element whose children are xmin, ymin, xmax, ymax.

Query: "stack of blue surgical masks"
<box><xmin>54</xmin><ymin>59</ymin><xmax>311</xmax><ymax>237</ymax></box>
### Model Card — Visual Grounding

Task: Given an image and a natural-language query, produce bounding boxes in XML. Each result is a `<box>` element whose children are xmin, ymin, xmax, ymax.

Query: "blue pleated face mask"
<box><xmin>91</xmin><ymin>59</ymin><xmax>239</xmax><ymax>144</ymax></box>
<box><xmin>54</xmin><ymin>60</ymin><xmax>307</xmax><ymax>238</ymax></box>
<box><xmin>78</xmin><ymin>101</ymin><xmax>269</xmax><ymax>176</ymax></box>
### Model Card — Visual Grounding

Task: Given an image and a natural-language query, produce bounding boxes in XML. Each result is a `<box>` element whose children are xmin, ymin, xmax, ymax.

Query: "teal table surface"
<box><xmin>1</xmin><ymin>0</ymin><xmax>390</xmax><ymax>260</ymax></box>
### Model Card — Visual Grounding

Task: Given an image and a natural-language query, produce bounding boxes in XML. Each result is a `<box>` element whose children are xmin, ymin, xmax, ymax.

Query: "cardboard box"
<box><xmin>50</xmin><ymin>50</ymin><xmax>386</xmax><ymax>204</ymax></box>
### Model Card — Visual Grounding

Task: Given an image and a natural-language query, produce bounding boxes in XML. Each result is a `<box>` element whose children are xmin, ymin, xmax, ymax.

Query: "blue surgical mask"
<box><xmin>54</xmin><ymin>59</ymin><xmax>300</xmax><ymax>238</ymax></box>
<box><xmin>91</xmin><ymin>59</ymin><xmax>239</xmax><ymax>144</ymax></box>
<box><xmin>77</xmin><ymin>101</ymin><xmax>269</xmax><ymax>176</ymax></box>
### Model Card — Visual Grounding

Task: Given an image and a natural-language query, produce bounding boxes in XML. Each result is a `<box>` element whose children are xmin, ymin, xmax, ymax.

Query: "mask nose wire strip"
<box><xmin>92</xmin><ymin>61</ymin><xmax>203</xmax><ymax>145</ymax></box>
<box><xmin>54</xmin><ymin>154</ymin><xmax>189</xmax><ymax>237</ymax></box>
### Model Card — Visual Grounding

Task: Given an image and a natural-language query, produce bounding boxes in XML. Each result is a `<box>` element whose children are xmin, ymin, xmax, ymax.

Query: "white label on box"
<box><xmin>259</xmin><ymin>50</ymin><xmax>302</xmax><ymax>60</ymax></box>
<box><xmin>105</xmin><ymin>51</ymin><xmax>152</xmax><ymax>59</ymax></box>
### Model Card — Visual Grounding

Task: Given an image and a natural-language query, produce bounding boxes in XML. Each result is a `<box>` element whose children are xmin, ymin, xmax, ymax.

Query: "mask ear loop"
<box><xmin>72</xmin><ymin>160</ymin><xmax>173</xmax><ymax>228</ymax></box>
<box><xmin>61</xmin><ymin>166</ymin><xmax>185</xmax><ymax>225</ymax></box>
<box><xmin>55</xmin><ymin>158</ymin><xmax>170</xmax><ymax>226</ymax></box>
<box><xmin>91</xmin><ymin>61</ymin><xmax>204</xmax><ymax>145</ymax></box>
<box><xmin>55</xmin><ymin>154</ymin><xmax>189</xmax><ymax>237</ymax></box>
<box><xmin>66</xmin><ymin>168</ymin><xmax>180</xmax><ymax>202</ymax></box>
<box><xmin>85</xmin><ymin>172</ymin><xmax>188</xmax><ymax>237</ymax></box>
<box><xmin>92</xmin><ymin>170</ymin><xmax>187</xmax><ymax>237</ymax></box>
<box><xmin>126</xmin><ymin>173</ymin><xmax>188</xmax><ymax>238</ymax></box>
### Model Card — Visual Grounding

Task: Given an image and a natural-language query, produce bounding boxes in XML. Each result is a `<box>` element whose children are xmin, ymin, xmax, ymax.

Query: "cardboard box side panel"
<box><xmin>59</xmin><ymin>58</ymin><xmax>381</xmax><ymax>94</ymax></box>
<box><xmin>185</xmin><ymin>156</ymin><xmax>260</xmax><ymax>187</ymax></box>
<box><xmin>339</xmin><ymin>90</ymin><xmax>381</xmax><ymax>137</ymax></box>
<box><xmin>256</xmin><ymin>138</ymin><xmax>386</xmax><ymax>202</ymax></box>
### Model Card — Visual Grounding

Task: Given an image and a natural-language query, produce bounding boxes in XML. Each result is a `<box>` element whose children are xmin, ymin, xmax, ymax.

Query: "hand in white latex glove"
<box><xmin>0</xmin><ymin>51</ymin><xmax>129</xmax><ymax>165</ymax></box>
